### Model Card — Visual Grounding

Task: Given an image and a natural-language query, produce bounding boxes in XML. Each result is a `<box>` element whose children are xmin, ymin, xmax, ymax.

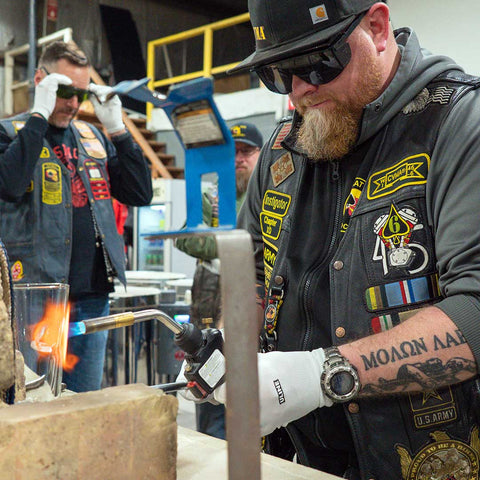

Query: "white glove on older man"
<box><xmin>178</xmin><ymin>347</ymin><xmax>333</xmax><ymax>436</ymax></box>
<box><xmin>88</xmin><ymin>83</ymin><xmax>125</xmax><ymax>134</ymax></box>
<box><xmin>32</xmin><ymin>73</ymin><xmax>72</xmax><ymax>120</ymax></box>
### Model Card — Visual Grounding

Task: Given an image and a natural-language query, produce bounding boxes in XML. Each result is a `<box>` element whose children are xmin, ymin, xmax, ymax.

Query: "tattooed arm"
<box><xmin>339</xmin><ymin>306</ymin><xmax>477</xmax><ymax>396</ymax></box>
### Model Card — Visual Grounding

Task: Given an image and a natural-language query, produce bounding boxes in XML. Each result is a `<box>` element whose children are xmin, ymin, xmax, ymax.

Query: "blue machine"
<box><xmin>115</xmin><ymin>76</ymin><xmax>237</xmax><ymax>233</ymax></box>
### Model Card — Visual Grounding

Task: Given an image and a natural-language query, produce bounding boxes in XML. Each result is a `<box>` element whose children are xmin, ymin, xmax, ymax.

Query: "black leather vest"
<box><xmin>254</xmin><ymin>71</ymin><xmax>480</xmax><ymax>479</ymax></box>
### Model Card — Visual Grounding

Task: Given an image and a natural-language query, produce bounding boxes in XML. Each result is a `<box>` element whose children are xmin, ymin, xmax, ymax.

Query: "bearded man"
<box><xmin>179</xmin><ymin>1</ymin><xmax>480</xmax><ymax>479</ymax></box>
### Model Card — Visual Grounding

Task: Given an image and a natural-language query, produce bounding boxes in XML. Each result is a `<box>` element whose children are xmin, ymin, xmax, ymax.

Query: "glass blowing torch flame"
<box><xmin>68</xmin><ymin>309</ymin><xmax>184</xmax><ymax>337</ymax></box>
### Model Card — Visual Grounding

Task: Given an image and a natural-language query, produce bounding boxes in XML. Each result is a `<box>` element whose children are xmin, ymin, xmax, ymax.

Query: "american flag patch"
<box><xmin>272</xmin><ymin>121</ymin><xmax>292</xmax><ymax>149</ymax></box>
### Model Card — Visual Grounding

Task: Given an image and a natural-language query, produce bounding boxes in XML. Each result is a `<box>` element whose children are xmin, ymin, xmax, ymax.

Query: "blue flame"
<box><xmin>68</xmin><ymin>321</ymin><xmax>86</xmax><ymax>337</ymax></box>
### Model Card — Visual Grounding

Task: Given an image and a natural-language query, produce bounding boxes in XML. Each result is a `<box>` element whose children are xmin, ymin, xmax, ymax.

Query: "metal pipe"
<box><xmin>28</xmin><ymin>0</ymin><xmax>37</xmax><ymax>108</ymax></box>
<box><xmin>80</xmin><ymin>308</ymin><xmax>184</xmax><ymax>336</ymax></box>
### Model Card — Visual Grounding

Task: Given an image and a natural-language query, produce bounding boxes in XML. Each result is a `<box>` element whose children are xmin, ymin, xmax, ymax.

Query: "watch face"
<box><xmin>330</xmin><ymin>370</ymin><xmax>355</xmax><ymax>396</ymax></box>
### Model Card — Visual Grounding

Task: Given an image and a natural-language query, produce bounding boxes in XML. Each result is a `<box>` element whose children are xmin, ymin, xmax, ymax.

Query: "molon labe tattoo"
<box><xmin>361</xmin><ymin>329</ymin><xmax>477</xmax><ymax>394</ymax></box>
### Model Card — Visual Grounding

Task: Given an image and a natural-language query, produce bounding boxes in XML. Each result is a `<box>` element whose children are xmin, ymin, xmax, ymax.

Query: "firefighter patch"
<box><xmin>372</xmin><ymin>204</ymin><xmax>429</xmax><ymax>276</ymax></box>
<box><xmin>80</xmin><ymin>138</ymin><xmax>107</xmax><ymax>159</ymax></box>
<box><xmin>270</xmin><ymin>152</ymin><xmax>295</xmax><ymax>187</ymax></box>
<box><xmin>42</xmin><ymin>163</ymin><xmax>62</xmax><ymax>205</ymax></box>
<box><xmin>73</xmin><ymin>120</ymin><xmax>96</xmax><ymax>139</ymax></box>
<box><xmin>396</xmin><ymin>428</ymin><xmax>480</xmax><ymax>480</ymax></box>
<box><xmin>272</xmin><ymin>121</ymin><xmax>292</xmax><ymax>149</ymax></box>
<box><xmin>367</xmin><ymin>154</ymin><xmax>430</xmax><ymax>200</ymax></box>
<box><xmin>11</xmin><ymin>260</ymin><xmax>24</xmax><ymax>281</ymax></box>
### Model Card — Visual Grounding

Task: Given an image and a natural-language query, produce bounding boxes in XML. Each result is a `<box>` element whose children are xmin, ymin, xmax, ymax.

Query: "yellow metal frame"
<box><xmin>146</xmin><ymin>12</ymin><xmax>250</xmax><ymax>120</ymax></box>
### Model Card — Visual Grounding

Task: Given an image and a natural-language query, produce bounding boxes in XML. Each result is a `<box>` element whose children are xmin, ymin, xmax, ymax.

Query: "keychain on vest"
<box><xmin>262</xmin><ymin>277</ymin><xmax>284</xmax><ymax>352</ymax></box>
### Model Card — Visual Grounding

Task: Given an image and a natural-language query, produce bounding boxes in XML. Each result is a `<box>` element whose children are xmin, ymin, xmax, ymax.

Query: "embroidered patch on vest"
<box><xmin>371</xmin><ymin>307</ymin><xmax>421</xmax><ymax>334</ymax></box>
<box><xmin>260</xmin><ymin>212</ymin><xmax>282</xmax><ymax>240</ymax></box>
<box><xmin>372</xmin><ymin>205</ymin><xmax>429</xmax><ymax>276</ymax></box>
<box><xmin>402</xmin><ymin>86</ymin><xmax>455</xmax><ymax>115</ymax></box>
<box><xmin>270</xmin><ymin>152</ymin><xmax>295</xmax><ymax>187</ymax></box>
<box><xmin>86</xmin><ymin>161</ymin><xmax>110</xmax><ymax>200</ymax></box>
<box><xmin>408</xmin><ymin>387</ymin><xmax>458</xmax><ymax>430</ymax></box>
<box><xmin>11</xmin><ymin>260</ymin><xmax>24</xmax><ymax>281</ymax></box>
<box><xmin>80</xmin><ymin>138</ymin><xmax>107</xmax><ymax>159</ymax></box>
<box><xmin>263</xmin><ymin>238</ymin><xmax>278</xmax><ymax>290</ymax></box>
<box><xmin>341</xmin><ymin>176</ymin><xmax>366</xmax><ymax>234</ymax></box>
<box><xmin>272</xmin><ymin>122</ymin><xmax>292</xmax><ymax>149</ymax></box>
<box><xmin>73</xmin><ymin>120</ymin><xmax>96</xmax><ymax>139</ymax></box>
<box><xmin>12</xmin><ymin>121</ymin><xmax>25</xmax><ymax>134</ymax></box>
<box><xmin>396</xmin><ymin>428</ymin><xmax>480</xmax><ymax>479</ymax></box>
<box><xmin>40</xmin><ymin>147</ymin><xmax>50</xmax><ymax>158</ymax></box>
<box><xmin>262</xmin><ymin>190</ymin><xmax>291</xmax><ymax>217</ymax></box>
<box><xmin>367</xmin><ymin>154</ymin><xmax>430</xmax><ymax>200</ymax></box>
<box><xmin>42</xmin><ymin>163</ymin><xmax>62</xmax><ymax>205</ymax></box>
<box><xmin>365</xmin><ymin>273</ymin><xmax>441</xmax><ymax>312</ymax></box>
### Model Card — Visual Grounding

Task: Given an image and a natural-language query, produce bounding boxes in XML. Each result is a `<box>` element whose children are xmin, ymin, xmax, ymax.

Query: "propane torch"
<box><xmin>68</xmin><ymin>309</ymin><xmax>225</xmax><ymax>399</ymax></box>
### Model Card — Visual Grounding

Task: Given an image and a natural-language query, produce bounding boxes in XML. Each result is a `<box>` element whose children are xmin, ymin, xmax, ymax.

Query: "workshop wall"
<box><xmin>0</xmin><ymin>0</ymin><xmax>253</xmax><ymax>114</ymax></box>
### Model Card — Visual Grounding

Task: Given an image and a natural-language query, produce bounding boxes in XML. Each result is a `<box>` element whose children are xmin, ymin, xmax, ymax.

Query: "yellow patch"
<box><xmin>367</xmin><ymin>153</ymin><xmax>430</xmax><ymax>200</ymax></box>
<box><xmin>42</xmin><ymin>163</ymin><xmax>62</xmax><ymax>205</ymax></box>
<box><xmin>11</xmin><ymin>260</ymin><xmax>24</xmax><ymax>281</ymax></box>
<box><xmin>40</xmin><ymin>147</ymin><xmax>50</xmax><ymax>158</ymax></box>
<box><xmin>262</xmin><ymin>190</ymin><xmax>291</xmax><ymax>217</ymax></box>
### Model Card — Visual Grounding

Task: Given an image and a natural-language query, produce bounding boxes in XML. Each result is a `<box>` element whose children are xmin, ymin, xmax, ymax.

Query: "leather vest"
<box><xmin>254</xmin><ymin>72</ymin><xmax>480</xmax><ymax>479</ymax></box>
<box><xmin>0</xmin><ymin>114</ymin><xmax>126</xmax><ymax>287</ymax></box>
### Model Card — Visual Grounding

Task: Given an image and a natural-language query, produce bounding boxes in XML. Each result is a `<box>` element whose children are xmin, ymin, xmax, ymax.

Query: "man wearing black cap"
<box><xmin>176</xmin><ymin>121</ymin><xmax>263</xmax><ymax>439</ymax></box>
<box><xmin>181</xmin><ymin>1</ymin><xmax>480</xmax><ymax>478</ymax></box>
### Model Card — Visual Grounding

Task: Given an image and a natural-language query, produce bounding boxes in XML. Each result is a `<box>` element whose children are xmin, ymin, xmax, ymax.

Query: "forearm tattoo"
<box><xmin>361</xmin><ymin>329</ymin><xmax>476</xmax><ymax>394</ymax></box>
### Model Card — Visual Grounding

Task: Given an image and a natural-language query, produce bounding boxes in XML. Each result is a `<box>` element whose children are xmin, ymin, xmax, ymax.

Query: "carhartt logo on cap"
<box><xmin>309</xmin><ymin>4</ymin><xmax>329</xmax><ymax>24</ymax></box>
<box><xmin>253</xmin><ymin>25</ymin><xmax>266</xmax><ymax>40</ymax></box>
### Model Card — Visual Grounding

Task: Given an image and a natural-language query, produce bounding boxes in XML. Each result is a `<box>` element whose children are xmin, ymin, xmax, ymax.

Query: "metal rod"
<box><xmin>216</xmin><ymin>230</ymin><xmax>261</xmax><ymax>480</ymax></box>
<box><xmin>80</xmin><ymin>308</ymin><xmax>184</xmax><ymax>336</ymax></box>
<box><xmin>28</xmin><ymin>0</ymin><xmax>37</xmax><ymax>108</ymax></box>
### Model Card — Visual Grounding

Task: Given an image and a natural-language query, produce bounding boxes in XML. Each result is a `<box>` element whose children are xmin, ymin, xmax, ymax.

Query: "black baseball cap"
<box><xmin>229</xmin><ymin>0</ymin><xmax>378</xmax><ymax>73</ymax></box>
<box><xmin>230</xmin><ymin>122</ymin><xmax>263</xmax><ymax>148</ymax></box>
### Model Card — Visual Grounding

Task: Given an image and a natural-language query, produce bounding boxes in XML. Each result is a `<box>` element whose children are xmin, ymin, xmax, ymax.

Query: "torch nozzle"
<box><xmin>69</xmin><ymin>309</ymin><xmax>185</xmax><ymax>337</ymax></box>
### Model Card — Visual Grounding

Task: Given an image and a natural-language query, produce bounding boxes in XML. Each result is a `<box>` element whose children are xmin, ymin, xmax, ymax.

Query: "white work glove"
<box><xmin>88</xmin><ymin>83</ymin><xmax>125</xmax><ymax>134</ymax></box>
<box><xmin>176</xmin><ymin>359</ymin><xmax>220</xmax><ymax>404</ymax></box>
<box><xmin>32</xmin><ymin>73</ymin><xmax>72</xmax><ymax>120</ymax></box>
<box><xmin>178</xmin><ymin>344</ymin><xmax>333</xmax><ymax>437</ymax></box>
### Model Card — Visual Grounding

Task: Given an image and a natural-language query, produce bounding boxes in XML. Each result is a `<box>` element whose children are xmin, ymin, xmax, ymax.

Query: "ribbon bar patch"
<box><xmin>365</xmin><ymin>273</ymin><xmax>441</xmax><ymax>312</ymax></box>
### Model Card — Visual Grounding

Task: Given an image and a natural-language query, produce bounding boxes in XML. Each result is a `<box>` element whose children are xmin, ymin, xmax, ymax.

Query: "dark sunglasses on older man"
<box><xmin>254</xmin><ymin>11</ymin><xmax>366</xmax><ymax>94</ymax></box>
<box><xmin>40</xmin><ymin>66</ymin><xmax>90</xmax><ymax>103</ymax></box>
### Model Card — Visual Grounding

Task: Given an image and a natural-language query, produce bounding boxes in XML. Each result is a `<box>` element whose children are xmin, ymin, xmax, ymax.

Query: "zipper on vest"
<box><xmin>301</xmin><ymin>161</ymin><xmax>342</xmax><ymax>351</ymax></box>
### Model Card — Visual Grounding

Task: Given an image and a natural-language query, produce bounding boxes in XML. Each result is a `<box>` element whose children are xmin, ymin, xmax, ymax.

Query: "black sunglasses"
<box><xmin>40</xmin><ymin>66</ymin><xmax>90</xmax><ymax>103</ymax></box>
<box><xmin>254</xmin><ymin>12</ymin><xmax>366</xmax><ymax>94</ymax></box>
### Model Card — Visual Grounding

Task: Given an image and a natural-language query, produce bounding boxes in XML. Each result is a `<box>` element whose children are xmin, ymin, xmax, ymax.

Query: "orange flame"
<box><xmin>29</xmin><ymin>301</ymin><xmax>79</xmax><ymax>372</ymax></box>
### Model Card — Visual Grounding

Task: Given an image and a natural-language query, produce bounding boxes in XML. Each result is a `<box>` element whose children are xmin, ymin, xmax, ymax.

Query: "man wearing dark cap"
<box><xmin>176</xmin><ymin>121</ymin><xmax>263</xmax><ymax>439</ymax></box>
<box><xmin>180</xmin><ymin>1</ymin><xmax>480</xmax><ymax>478</ymax></box>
